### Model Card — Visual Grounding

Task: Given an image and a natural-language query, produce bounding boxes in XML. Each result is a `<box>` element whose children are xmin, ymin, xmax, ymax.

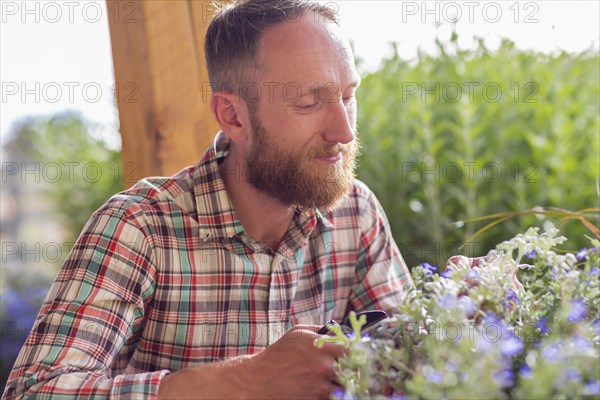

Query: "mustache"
<box><xmin>313</xmin><ymin>146</ymin><xmax>344</xmax><ymax>157</ymax></box>
<box><xmin>310</xmin><ymin>141</ymin><xmax>359</xmax><ymax>158</ymax></box>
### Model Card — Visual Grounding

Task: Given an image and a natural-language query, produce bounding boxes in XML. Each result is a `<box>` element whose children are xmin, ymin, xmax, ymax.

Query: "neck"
<box><xmin>219</xmin><ymin>148</ymin><xmax>295</xmax><ymax>250</ymax></box>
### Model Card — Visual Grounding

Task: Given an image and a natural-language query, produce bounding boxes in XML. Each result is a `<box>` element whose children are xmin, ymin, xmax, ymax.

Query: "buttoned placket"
<box><xmin>231</xmin><ymin>211</ymin><xmax>319</xmax><ymax>345</ymax></box>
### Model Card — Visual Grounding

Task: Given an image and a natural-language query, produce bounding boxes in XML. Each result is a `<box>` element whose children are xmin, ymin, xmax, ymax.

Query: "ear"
<box><xmin>210</xmin><ymin>92</ymin><xmax>252</xmax><ymax>143</ymax></box>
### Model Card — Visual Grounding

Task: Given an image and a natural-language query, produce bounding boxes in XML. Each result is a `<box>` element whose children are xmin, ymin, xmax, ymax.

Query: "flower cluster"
<box><xmin>333</xmin><ymin>228</ymin><xmax>600</xmax><ymax>399</ymax></box>
<box><xmin>0</xmin><ymin>286</ymin><xmax>49</xmax><ymax>386</ymax></box>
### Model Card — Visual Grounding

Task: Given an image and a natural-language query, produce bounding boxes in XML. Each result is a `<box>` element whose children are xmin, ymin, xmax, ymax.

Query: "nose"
<box><xmin>322</xmin><ymin>98</ymin><xmax>356</xmax><ymax>145</ymax></box>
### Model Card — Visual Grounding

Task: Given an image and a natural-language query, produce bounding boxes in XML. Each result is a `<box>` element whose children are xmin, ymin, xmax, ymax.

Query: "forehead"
<box><xmin>255</xmin><ymin>14</ymin><xmax>358</xmax><ymax>88</ymax></box>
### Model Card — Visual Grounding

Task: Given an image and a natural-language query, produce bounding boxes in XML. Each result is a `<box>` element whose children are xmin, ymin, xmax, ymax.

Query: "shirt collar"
<box><xmin>192</xmin><ymin>132</ymin><xmax>244</xmax><ymax>241</ymax></box>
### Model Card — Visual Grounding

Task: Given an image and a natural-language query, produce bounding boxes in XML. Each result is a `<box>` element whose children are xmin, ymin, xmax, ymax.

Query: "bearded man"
<box><xmin>3</xmin><ymin>1</ymin><xmax>412</xmax><ymax>399</ymax></box>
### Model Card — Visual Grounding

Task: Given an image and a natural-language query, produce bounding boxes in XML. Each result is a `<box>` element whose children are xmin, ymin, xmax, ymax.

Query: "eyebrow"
<box><xmin>300</xmin><ymin>78</ymin><xmax>362</xmax><ymax>97</ymax></box>
<box><xmin>349</xmin><ymin>78</ymin><xmax>362</xmax><ymax>89</ymax></box>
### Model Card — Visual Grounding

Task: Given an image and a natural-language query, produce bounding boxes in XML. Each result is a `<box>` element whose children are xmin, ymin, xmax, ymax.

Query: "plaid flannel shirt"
<box><xmin>3</xmin><ymin>133</ymin><xmax>412</xmax><ymax>399</ymax></box>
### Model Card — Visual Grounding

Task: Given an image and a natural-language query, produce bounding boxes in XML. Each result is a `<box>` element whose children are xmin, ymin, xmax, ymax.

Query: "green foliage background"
<box><xmin>355</xmin><ymin>36</ymin><xmax>600</xmax><ymax>268</ymax></box>
<box><xmin>4</xmin><ymin>36</ymin><xmax>600</xmax><ymax>271</ymax></box>
<box><xmin>1</xmin><ymin>115</ymin><xmax>123</xmax><ymax>388</ymax></box>
<box><xmin>5</xmin><ymin>115</ymin><xmax>122</xmax><ymax>238</ymax></box>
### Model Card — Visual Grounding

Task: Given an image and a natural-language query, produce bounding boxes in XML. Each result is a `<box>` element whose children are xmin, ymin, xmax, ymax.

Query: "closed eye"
<box><xmin>297</xmin><ymin>103</ymin><xmax>318</xmax><ymax>111</ymax></box>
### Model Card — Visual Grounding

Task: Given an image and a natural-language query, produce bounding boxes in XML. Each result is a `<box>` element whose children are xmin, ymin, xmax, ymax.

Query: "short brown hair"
<box><xmin>204</xmin><ymin>0</ymin><xmax>338</xmax><ymax>100</ymax></box>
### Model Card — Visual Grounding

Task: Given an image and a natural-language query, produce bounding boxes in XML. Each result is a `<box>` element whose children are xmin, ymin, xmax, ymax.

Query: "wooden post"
<box><xmin>107</xmin><ymin>0</ymin><xmax>220</xmax><ymax>184</ymax></box>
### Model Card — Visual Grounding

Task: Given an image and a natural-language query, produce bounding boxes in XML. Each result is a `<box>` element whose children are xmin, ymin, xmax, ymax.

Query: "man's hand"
<box><xmin>158</xmin><ymin>324</ymin><xmax>346</xmax><ymax>399</ymax></box>
<box><xmin>241</xmin><ymin>324</ymin><xmax>346</xmax><ymax>399</ymax></box>
<box><xmin>446</xmin><ymin>255</ymin><xmax>484</xmax><ymax>270</ymax></box>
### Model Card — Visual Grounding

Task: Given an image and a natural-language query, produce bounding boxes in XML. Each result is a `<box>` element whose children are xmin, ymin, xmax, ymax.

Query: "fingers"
<box><xmin>318</xmin><ymin>341</ymin><xmax>348</xmax><ymax>359</ymax></box>
<box><xmin>294</xmin><ymin>324</ymin><xmax>323</xmax><ymax>333</ymax></box>
<box><xmin>447</xmin><ymin>255</ymin><xmax>486</xmax><ymax>269</ymax></box>
<box><xmin>470</xmin><ymin>256</ymin><xmax>485</xmax><ymax>267</ymax></box>
<box><xmin>314</xmin><ymin>381</ymin><xmax>339</xmax><ymax>400</ymax></box>
<box><xmin>281</xmin><ymin>326</ymin><xmax>345</xmax><ymax>354</ymax></box>
<box><xmin>512</xmin><ymin>269</ymin><xmax>525</xmax><ymax>291</ymax></box>
<box><xmin>283</xmin><ymin>324</ymin><xmax>348</xmax><ymax>355</ymax></box>
<box><xmin>446</xmin><ymin>255</ymin><xmax>469</xmax><ymax>269</ymax></box>
<box><xmin>281</xmin><ymin>326</ymin><xmax>320</xmax><ymax>344</ymax></box>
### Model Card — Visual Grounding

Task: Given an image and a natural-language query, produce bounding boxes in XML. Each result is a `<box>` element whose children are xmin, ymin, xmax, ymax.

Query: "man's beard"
<box><xmin>245</xmin><ymin>116</ymin><xmax>359</xmax><ymax>213</ymax></box>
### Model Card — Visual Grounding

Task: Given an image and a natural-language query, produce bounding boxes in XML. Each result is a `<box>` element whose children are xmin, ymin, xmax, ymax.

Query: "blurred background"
<box><xmin>1</xmin><ymin>0</ymin><xmax>599</xmax><ymax>389</ymax></box>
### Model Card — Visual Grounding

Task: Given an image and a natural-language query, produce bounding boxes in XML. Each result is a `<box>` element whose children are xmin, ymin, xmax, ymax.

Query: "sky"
<box><xmin>1</xmin><ymin>0</ymin><xmax>599</xmax><ymax>147</ymax></box>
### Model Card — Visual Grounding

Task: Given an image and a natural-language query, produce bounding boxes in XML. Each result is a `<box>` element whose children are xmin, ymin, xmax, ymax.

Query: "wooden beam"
<box><xmin>107</xmin><ymin>0</ymin><xmax>220</xmax><ymax>185</ymax></box>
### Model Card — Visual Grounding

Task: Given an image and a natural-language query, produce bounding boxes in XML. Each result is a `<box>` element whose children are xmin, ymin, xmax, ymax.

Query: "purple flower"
<box><xmin>592</xmin><ymin>318</ymin><xmax>600</xmax><ymax>336</ymax></box>
<box><xmin>332</xmin><ymin>387</ymin><xmax>346</xmax><ymax>399</ymax></box>
<box><xmin>500</xmin><ymin>337</ymin><xmax>524</xmax><ymax>357</ymax></box>
<box><xmin>493</xmin><ymin>369</ymin><xmax>515</xmax><ymax>388</ymax></box>
<box><xmin>445</xmin><ymin>361</ymin><xmax>458</xmax><ymax>372</ymax></box>
<box><xmin>482</xmin><ymin>312</ymin><xmax>502</xmax><ymax>326</ymax></box>
<box><xmin>563</xmin><ymin>368</ymin><xmax>581</xmax><ymax>381</ymax></box>
<box><xmin>482</xmin><ymin>312</ymin><xmax>515</xmax><ymax>338</ymax></box>
<box><xmin>502</xmin><ymin>289</ymin><xmax>520</xmax><ymax>309</ymax></box>
<box><xmin>424</xmin><ymin>368</ymin><xmax>444</xmax><ymax>384</ymax></box>
<box><xmin>506</xmin><ymin>289</ymin><xmax>519</xmax><ymax>302</ymax></box>
<box><xmin>440</xmin><ymin>293</ymin><xmax>458</xmax><ymax>308</ymax></box>
<box><xmin>0</xmin><ymin>286</ymin><xmax>48</xmax><ymax>359</ymax></box>
<box><xmin>441</xmin><ymin>269</ymin><xmax>453</xmax><ymax>278</ymax></box>
<box><xmin>421</xmin><ymin>262</ymin><xmax>437</xmax><ymax>275</ymax></box>
<box><xmin>571</xmin><ymin>335</ymin><xmax>591</xmax><ymax>352</ymax></box>
<box><xmin>519</xmin><ymin>364</ymin><xmax>532</xmax><ymax>378</ymax></box>
<box><xmin>479</xmin><ymin>313</ymin><xmax>516</xmax><ymax>348</ymax></box>
<box><xmin>3</xmin><ymin>288</ymin><xmax>34</xmax><ymax>318</ymax></box>
<box><xmin>584</xmin><ymin>380</ymin><xmax>600</xmax><ymax>396</ymax></box>
<box><xmin>541</xmin><ymin>341</ymin><xmax>562</xmax><ymax>362</ymax></box>
<box><xmin>576</xmin><ymin>248</ymin><xmax>588</xmax><ymax>261</ymax></box>
<box><xmin>386</xmin><ymin>395</ymin><xmax>408</xmax><ymax>400</ymax></box>
<box><xmin>590</xmin><ymin>266</ymin><xmax>599</xmax><ymax>276</ymax></box>
<box><xmin>524</xmin><ymin>249</ymin><xmax>537</xmax><ymax>259</ymax></box>
<box><xmin>458</xmin><ymin>296</ymin><xmax>476</xmax><ymax>316</ymax></box>
<box><xmin>475</xmin><ymin>333</ymin><xmax>494</xmax><ymax>352</ymax></box>
<box><xmin>536</xmin><ymin>317</ymin><xmax>549</xmax><ymax>334</ymax></box>
<box><xmin>567</xmin><ymin>300</ymin><xmax>588</xmax><ymax>322</ymax></box>
<box><xmin>466</xmin><ymin>269</ymin><xmax>479</xmax><ymax>280</ymax></box>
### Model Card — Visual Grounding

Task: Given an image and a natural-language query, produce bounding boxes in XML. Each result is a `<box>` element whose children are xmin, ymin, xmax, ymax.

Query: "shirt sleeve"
<box><xmin>2</xmin><ymin>201</ymin><xmax>170</xmax><ymax>400</ymax></box>
<box><xmin>348</xmin><ymin>182</ymin><xmax>413</xmax><ymax>315</ymax></box>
